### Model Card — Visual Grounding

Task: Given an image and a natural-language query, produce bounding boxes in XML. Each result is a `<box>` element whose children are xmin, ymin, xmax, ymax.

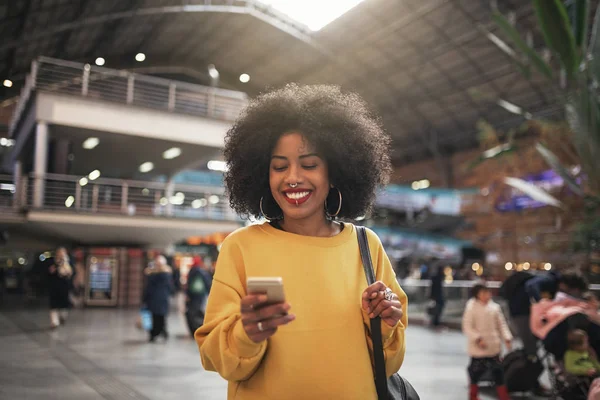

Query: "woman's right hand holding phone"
<box><xmin>240</xmin><ymin>294</ymin><xmax>295</xmax><ymax>343</ymax></box>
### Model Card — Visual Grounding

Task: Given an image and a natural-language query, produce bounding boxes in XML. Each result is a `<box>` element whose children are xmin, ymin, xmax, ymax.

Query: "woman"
<box><xmin>195</xmin><ymin>84</ymin><xmax>408</xmax><ymax>399</ymax></box>
<box><xmin>143</xmin><ymin>255</ymin><xmax>174</xmax><ymax>342</ymax></box>
<box><xmin>48</xmin><ymin>247</ymin><xmax>73</xmax><ymax>328</ymax></box>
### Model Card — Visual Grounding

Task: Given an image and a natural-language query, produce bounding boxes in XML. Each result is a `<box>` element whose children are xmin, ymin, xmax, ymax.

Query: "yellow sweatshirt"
<box><xmin>195</xmin><ymin>222</ymin><xmax>407</xmax><ymax>400</ymax></box>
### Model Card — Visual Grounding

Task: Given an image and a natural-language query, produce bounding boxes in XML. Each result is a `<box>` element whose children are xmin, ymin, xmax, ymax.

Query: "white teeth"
<box><xmin>285</xmin><ymin>191</ymin><xmax>310</xmax><ymax>200</ymax></box>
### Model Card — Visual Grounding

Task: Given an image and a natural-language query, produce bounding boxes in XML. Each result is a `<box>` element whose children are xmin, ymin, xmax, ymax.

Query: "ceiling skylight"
<box><xmin>258</xmin><ymin>0</ymin><xmax>365</xmax><ymax>31</ymax></box>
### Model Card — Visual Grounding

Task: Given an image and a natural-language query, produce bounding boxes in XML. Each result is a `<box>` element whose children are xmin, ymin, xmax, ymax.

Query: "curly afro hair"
<box><xmin>224</xmin><ymin>84</ymin><xmax>392</xmax><ymax>220</ymax></box>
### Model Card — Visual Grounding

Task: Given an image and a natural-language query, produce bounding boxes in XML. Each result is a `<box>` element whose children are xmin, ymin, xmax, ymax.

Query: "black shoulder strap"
<box><xmin>357</xmin><ymin>226</ymin><xmax>388</xmax><ymax>400</ymax></box>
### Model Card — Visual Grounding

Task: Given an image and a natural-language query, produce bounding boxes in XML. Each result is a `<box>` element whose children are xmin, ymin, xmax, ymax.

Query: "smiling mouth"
<box><xmin>283</xmin><ymin>190</ymin><xmax>312</xmax><ymax>205</ymax></box>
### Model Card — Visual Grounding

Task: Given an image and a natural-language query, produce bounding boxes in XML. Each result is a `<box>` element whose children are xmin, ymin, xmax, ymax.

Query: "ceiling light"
<box><xmin>82</xmin><ymin>137</ymin><xmax>99</xmax><ymax>150</ymax></box>
<box><xmin>79</xmin><ymin>177</ymin><xmax>88</xmax><ymax>186</ymax></box>
<box><xmin>207</xmin><ymin>160</ymin><xmax>228</xmax><ymax>172</ymax></box>
<box><xmin>544</xmin><ymin>263</ymin><xmax>552</xmax><ymax>271</ymax></box>
<box><xmin>208</xmin><ymin>64</ymin><xmax>219</xmax><ymax>79</ymax></box>
<box><xmin>142</xmin><ymin>188</ymin><xmax>150</xmax><ymax>196</ymax></box>
<box><xmin>419</xmin><ymin>179</ymin><xmax>430</xmax><ymax>189</ymax></box>
<box><xmin>505</xmin><ymin>262</ymin><xmax>513</xmax><ymax>271</ymax></box>
<box><xmin>170</xmin><ymin>194</ymin><xmax>185</xmax><ymax>205</ymax></box>
<box><xmin>139</xmin><ymin>162</ymin><xmax>154</xmax><ymax>173</ymax></box>
<box><xmin>159</xmin><ymin>197</ymin><xmax>168</xmax><ymax>206</ymax></box>
<box><xmin>411</xmin><ymin>182</ymin><xmax>420</xmax><ymax>190</ymax></box>
<box><xmin>95</xmin><ymin>57</ymin><xmax>105</xmax><ymax>66</ymax></box>
<box><xmin>472</xmin><ymin>263</ymin><xmax>480</xmax><ymax>271</ymax></box>
<box><xmin>192</xmin><ymin>199</ymin><xmax>207</xmax><ymax>209</ymax></box>
<box><xmin>88</xmin><ymin>170</ymin><xmax>101</xmax><ymax>180</ymax></box>
<box><xmin>135</xmin><ymin>53</ymin><xmax>146</xmax><ymax>62</ymax></box>
<box><xmin>18</xmin><ymin>257</ymin><xmax>25</xmax><ymax>265</ymax></box>
<box><xmin>0</xmin><ymin>183</ymin><xmax>15</xmax><ymax>191</ymax></box>
<box><xmin>209</xmin><ymin>195</ymin><xmax>219</xmax><ymax>205</ymax></box>
<box><xmin>162</xmin><ymin>147</ymin><xmax>181</xmax><ymax>160</ymax></box>
<box><xmin>239</xmin><ymin>73</ymin><xmax>250</xmax><ymax>83</ymax></box>
<box><xmin>3</xmin><ymin>79</ymin><xmax>12</xmax><ymax>88</ymax></box>
<box><xmin>0</xmin><ymin>138</ymin><xmax>6</xmax><ymax>146</ymax></box>
<box><xmin>65</xmin><ymin>196</ymin><xmax>75</xmax><ymax>208</ymax></box>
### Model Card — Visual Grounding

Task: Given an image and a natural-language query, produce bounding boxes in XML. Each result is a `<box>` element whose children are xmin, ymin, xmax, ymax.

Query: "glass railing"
<box><xmin>17</xmin><ymin>173</ymin><xmax>240</xmax><ymax>222</ymax></box>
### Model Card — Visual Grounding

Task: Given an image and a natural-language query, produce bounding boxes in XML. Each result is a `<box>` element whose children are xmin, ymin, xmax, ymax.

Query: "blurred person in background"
<box><xmin>428</xmin><ymin>264</ymin><xmax>445</xmax><ymax>330</ymax></box>
<box><xmin>185</xmin><ymin>255</ymin><xmax>213</xmax><ymax>336</ymax></box>
<box><xmin>463</xmin><ymin>283</ymin><xmax>513</xmax><ymax>400</ymax></box>
<box><xmin>195</xmin><ymin>84</ymin><xmax>407</xmax><ymax>399</ymax></box>
<box><xmin>143</xmin><ymin>255</ymin><xmax>174</xmax><ymax>342</ymax></box>
<box><xmin>500</xmin><ymin>270</ymin><xmax>550</xmax><ymax>396</ymax></box>
<box><xmin>48</xmin><ymin>247</ymin><xmax>73</xmax><ymax>328</ymax></box>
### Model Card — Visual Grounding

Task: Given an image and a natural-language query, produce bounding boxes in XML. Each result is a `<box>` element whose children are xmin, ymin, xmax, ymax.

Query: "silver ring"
<box><xmin>257</xmin><ymin>321</ymin><xmax>264</xmax><ymax>332</ymax></box>
<box><xmin>384</xmin><ymin>288</ymin><xmax>394</xmax><ymax>301</ymax></box>
<box><xmin>289</xmin><ymin>183</ymin><xmax>298</xmax><ymax>188</ymax></box>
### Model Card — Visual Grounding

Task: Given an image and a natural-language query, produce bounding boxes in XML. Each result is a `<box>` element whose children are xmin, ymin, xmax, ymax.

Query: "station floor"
<box><xmin>0</xmin><ymin>304</ymin><xmax>549</xmax><ymax>400</ymax></box>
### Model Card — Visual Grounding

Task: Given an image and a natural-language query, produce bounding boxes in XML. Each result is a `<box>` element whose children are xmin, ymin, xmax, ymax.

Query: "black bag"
<box><xmin>357</xmin><ymin>226</ymin><xmax>420</xmax><ymax>400</ymax></box>
<box><xmin>502</xmin><ymin>349</ymin><xmax>543</xmax><ymax>392</ymax></box>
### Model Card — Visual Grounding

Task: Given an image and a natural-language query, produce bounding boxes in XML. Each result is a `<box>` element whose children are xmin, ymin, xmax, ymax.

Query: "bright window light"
<box><xmin>258</xmin><ymin>0</ymin><xmax>365</xmax><ymax>31</ymax></box>
<box><xmin>207</xmin><ymin>160</ymin><xmax>228</xmax><ymax>172</ymax></box>
<box><xmin>82</xmin><ymin>137</ymin><xmax>99</xmax><ymax>150</ymax></box>
<box><xmin>88</xmin><ymin>170</ymin><xmax>101</xmax><ymax>180</ymax></box>
<box><xmin>0</xmin><ymin>183</ymin><xmax>15</xmax><ymax>191</ymax></box>
<box><xmin>239</xmin><ymin>73</ymin><xmax>250</xmax><ymax>83</ymax></box>
<box><xmin>135</xmin><ymin>53</ymin><xmax>146</xmax><ymax>62</ymax></box>
<box><xmin>3</xmin><ymin>79</ymin><xmax>12</xmax><ymax>88</ymax></box>
<box><xmin>139</xmin><ymin>162</ymin><xmax>154</xmax><ymax>173</ymax></box>
<box><xmin>95</xmin><ymin>57</ymin><xmax>105</xmax><ymax>66</ymax></box>
<box><xmin>162</xmin><ymin>147</ymin><xmax>181</xmax><ymax>160</ymax></box>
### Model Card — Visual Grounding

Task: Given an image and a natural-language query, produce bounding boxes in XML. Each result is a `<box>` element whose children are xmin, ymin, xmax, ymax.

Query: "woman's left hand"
<box><xmin>362</xmin><ymin>281</ymin><xmax>403</xmax><ymax>327</ymax></box>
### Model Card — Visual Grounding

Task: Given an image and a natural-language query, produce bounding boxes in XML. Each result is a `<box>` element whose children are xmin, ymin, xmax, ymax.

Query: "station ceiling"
<box><xmin>0</xmin><ymin>0</ymin><xmax>578</xmax><ymax>164</ymax></box>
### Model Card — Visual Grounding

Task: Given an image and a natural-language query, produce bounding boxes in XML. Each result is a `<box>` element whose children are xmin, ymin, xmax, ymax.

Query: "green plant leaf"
<box><xmin>492</xmin><ymin>11</ymin><xmax>553</xmax><ymax>79</ymax></box>
<box><xmin>504</xmin><ymin>177</ymin><xmax>563</xmax><ymax>208</ymax></box>
<box><xmin>589</xmin><ymin>0</ymin><xmax>600</xmax><ymax>85</ymax></box>
<box><xmin>574</xmin><ymin>0</ymin><xmax>590</xmax><ymax>51</ymax></box>
<box><xmin>467</xmin><ymin>144</ymin><xmax>516</xmax><ymax>170</ymax></box>
<box><xmin>534</xmin><ymin>0</ymin><xmax>580</xmax><ymax>80</ymax></box>
<box><xmin>535</xmin><ymin>142</ymin><xmax>584</xmax><ymax>196</ymax></box>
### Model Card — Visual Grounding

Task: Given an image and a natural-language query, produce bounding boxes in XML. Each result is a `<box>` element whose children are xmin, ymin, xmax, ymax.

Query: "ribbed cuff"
<box><xmin>231</xmin><ymin>320</ymin><xmax>265</xmax><ymax>358</ymax></box>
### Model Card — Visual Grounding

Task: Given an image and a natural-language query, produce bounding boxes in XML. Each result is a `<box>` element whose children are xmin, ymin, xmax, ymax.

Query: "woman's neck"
<box><xmin>279</xmin><ymin>213</ymin><xmax>339</xmax><ymax>237</ymax></box>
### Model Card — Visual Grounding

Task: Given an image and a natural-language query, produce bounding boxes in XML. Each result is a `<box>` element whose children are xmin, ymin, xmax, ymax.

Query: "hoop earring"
<box><xmin>260</xmin><ymin>196</ymin><xmax>282</xmax><ymax>221</ymax></box>
<box><xmin>325</xmin><ymin>187</ymin><xmax>342</xmax><ymax>218</ymax></box>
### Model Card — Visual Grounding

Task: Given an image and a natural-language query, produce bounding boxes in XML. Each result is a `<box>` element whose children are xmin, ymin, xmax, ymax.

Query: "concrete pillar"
<box><xmin>33</xmin><ymin>122</ymin><xmax>48</xmax><ymax>208</ymax></box>
<box><xmin>12</xmin><ymin>160</ymin><xmax>21</xmax><ymax>208</ymax></box>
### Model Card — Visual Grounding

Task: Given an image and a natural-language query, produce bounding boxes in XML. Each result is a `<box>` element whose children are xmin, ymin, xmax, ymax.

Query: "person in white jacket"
<box><xmin>462</xmin><ymin>283</ymin><xmax>513</xmax><ymax>400</ymax></box>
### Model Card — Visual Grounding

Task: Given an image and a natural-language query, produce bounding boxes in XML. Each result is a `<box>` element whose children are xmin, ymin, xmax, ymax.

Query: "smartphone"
<box><xmin>247</xmin><ymin>277</ymin><xmax>285</xmax><ymax>303</ymax></box>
